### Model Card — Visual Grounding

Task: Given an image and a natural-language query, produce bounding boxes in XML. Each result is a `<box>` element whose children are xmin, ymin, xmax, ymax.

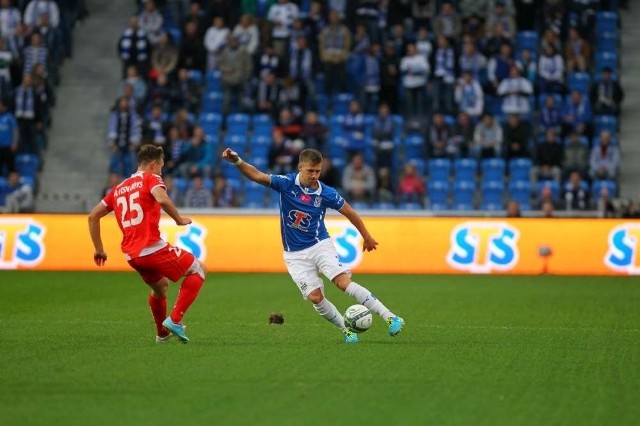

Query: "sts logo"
<box><xmin>446</xmin><ymin>222</ymin><xmax>519</xmax><ymax>273</ymax></box>
<box><xmin>0</xmin><ymin>218</ymin><xmax>46</xmax><ymax>269</ymax></box>
<box><xmin>326</xmin><ymin>220</ymin><xmax>362</xmax><ymax>270</ymax></box>
<box><xmin>159</xmin><ymin>219</ymin><xmax>207</xmax><ymax>261</ymax></box>
<box><xmin>605</xmin><ymin>224</ymin><xmax>640</xmax><ymax>274</ymax></box>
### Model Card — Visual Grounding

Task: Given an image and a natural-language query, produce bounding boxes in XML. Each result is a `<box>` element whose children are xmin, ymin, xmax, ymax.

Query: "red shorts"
<box><xmin>128</xmin><ymin>244</ymin><xmax>196</xmax><ymax>284</ymax></box>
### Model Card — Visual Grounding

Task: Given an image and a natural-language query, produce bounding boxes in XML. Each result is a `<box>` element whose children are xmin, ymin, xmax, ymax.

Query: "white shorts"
<box><xmin>283</xmin><ymin>239</ymin><xmax>351</xmax><ymax>299</ymax></box>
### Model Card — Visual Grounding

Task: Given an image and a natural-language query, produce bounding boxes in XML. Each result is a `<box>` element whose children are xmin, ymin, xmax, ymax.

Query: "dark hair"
<box><xmin>137</xmin><ymin>144</ymin><xmax>164</xmax><ymax>165</ymax></box>
<box><xmin>299</xmin><ymin>148</ymin><xmax>323</xmax><ymax>165</ymax></box>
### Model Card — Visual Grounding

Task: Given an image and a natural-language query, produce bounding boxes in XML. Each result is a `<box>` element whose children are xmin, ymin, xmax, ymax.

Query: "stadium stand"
<box><xmin>97</xmin><ymin>0</ymin><xmax>626</xmax><ymax>215</ymax></box>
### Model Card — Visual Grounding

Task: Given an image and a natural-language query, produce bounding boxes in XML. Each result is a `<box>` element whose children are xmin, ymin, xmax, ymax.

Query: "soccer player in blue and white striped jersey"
<box><xmin>222</xmin><ymin>147</ymin><xmax>404</xmax><ymax>343</ymax></box>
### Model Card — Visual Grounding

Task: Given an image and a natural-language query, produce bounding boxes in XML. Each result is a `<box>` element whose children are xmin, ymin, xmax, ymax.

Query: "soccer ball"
<box><xmin>344</xmin><ymin>304</ymin><xmax>373</xmax><ymax>333</ymax></box>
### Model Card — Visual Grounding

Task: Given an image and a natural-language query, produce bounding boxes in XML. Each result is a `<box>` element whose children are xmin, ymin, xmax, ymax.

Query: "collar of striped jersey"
<box><xmin>294</xmin><ymin>173</ymin><xmax>322</xmax><ymax>195</ymax></box>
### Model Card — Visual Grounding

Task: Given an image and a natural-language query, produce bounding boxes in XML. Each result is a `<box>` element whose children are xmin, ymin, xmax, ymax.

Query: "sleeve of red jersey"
<box><xmin>101</xmin><ymin>187</ymin><xmax>115</xmax><ymax>212</ymax></box>
<box><xmin>147</xmin><ymin>173</ymin><xmax>167</xmax><ymax>193</ymax></box>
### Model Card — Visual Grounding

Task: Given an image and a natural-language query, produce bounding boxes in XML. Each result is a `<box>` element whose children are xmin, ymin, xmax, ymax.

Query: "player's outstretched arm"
<box><xmin>88</xmin><ymin>202</ymin><xmax>110</xmax><ymax>266</ymax></box>
<box><xmin>221</xmin><ymin>147</ymin><xmax>270</xmax><ymax>186</ymax></box>
<box><xmin>338</xmin><ymin>202</ymin><xmax>378</xmax><ymax>252</ymax></box>
<box><xmin>152</xmin><ymin>186</ymin><xmax>192</xmax><ymax>226</ymax></box>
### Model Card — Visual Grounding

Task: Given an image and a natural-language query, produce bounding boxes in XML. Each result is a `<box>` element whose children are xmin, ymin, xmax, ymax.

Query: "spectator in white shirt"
<box><xmin>267</xmin><ymin>0</ymin><xmax>300</xmax><ymax>57</ymax></box>
<box><xmin>232</xmin><ymin>14</ymin><xmax>259</xmax><ymax>56</ymax></box>
<box><xmin>473</xmin><ymin>113</ymin><xmax>503</xmax><ymax>158</ymax></box>
<box><xmin>400</xmin><ymin>42</ymin><xmax>429</xmax><ymax>116</ymax></box>
<box><xmin>23</xmin><ymin>0</ymin><xmax>59</xmax><ymax>30</ymax></box>
<box><xmin>497</xmin><ymin>66</ymin><xmax>533</xmax><ymax>115</ymax></box>
<box><xmin>204</xmin><ymin>16</ymin><xmax>230</xmax><ymax>71</ymax></box>
<box><xmin>138</xmin><ymin>1</ymin><xmax>164</xmax><ymax>46</ymax></box>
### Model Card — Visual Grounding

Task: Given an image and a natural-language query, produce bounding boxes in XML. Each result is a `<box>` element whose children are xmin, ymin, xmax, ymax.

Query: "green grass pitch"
<box><xmin>1</xmin><ymin>271</ymin><xmax>639</xmax><ymax>426</ymax></box>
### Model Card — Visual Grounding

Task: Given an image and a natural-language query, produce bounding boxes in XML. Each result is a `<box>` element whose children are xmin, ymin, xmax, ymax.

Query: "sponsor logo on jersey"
<box><xmin>287</xmin><ymin>210</ymin><xmax>312</xmax><ymax>231</ymax></box>
<box><xmin>446</xmin><ymin>221</ymin><xmax>519</xmax><ymax>273</ymax></box>
<box><xmin>604</xmin><ymin>224</ymin><xmax>640</xmax><ymax>274</ymax></box>
<box><xmin>160</xmin><ymin>219</ymin><xmax>207</xmax><ymax>261</ymax></box>
<box><xmin>326</xmin><ymin>220</ymin><xmax>363</xmax><ymax>269</ymax></box>
<box><xmin>300</xmin><ymin>194</ymin><xmax>311</xmax><ymax>203</ymax></box>
<box><xmin>0</xmin><ymin>218</ymin><xmax>46</xmax><ymax>269</ymax></box>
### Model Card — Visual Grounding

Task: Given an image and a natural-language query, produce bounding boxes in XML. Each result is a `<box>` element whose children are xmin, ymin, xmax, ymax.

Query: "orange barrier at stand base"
<box><xmin>1</xmin><ymin>215</ymin><xmax>639</xmax><ymax>275</ymax></box>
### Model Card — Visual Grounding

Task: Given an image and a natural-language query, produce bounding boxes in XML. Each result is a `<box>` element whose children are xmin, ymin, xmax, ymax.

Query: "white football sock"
<box><xmin>345</xmin><ymin>282</ymin><xmax>394</xmax><ymax>321</ymax></box>
<box><xmin>313</xmin><ymin>298</ymin><xmax>346</xmax><ymax>329</ymax></box>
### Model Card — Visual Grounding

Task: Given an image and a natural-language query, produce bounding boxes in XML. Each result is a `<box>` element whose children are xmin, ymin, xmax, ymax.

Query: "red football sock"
<box><xmin>148</xmin><ymin>294</ymin><xmax>167</xmax><ymax>336</ymax></box>
<box><xmin>170</xmin><ymin>274</ymin><xmax>204</xmax><ymax>323</ymax></box>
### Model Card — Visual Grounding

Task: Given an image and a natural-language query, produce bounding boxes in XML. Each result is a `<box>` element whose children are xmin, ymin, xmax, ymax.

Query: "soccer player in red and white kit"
<box><xmin>88</xmin><ymin>145</ymin><xmax>206</xmax><ymax>343</ymax></box>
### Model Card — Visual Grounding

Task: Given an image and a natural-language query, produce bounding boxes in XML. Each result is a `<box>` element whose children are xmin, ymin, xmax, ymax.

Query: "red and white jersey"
<box><xmin>102</xmin><ymin>171</ymin><xmax>167</xmax><ymax>259</ymax></box>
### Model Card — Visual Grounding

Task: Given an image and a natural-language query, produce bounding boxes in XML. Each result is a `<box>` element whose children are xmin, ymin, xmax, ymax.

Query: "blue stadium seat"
<box><xmin>508</xmin><ymin>158</ymin><xmax>532</xmax><ymax>183</ymax></box>
<box><xmin>166</xmin><ymin>27</ymin><xmax>182</xmax><ymax>45</ymax></box>
<box><xmin>226</xmin><ymin>113</ymin><xmax>250</xmax><ymax>135</ymax></box>
<box><xmin>452</xmin><ymin>180</ymin><xmax>475</xmax><ymax>210</ymax></box>
<box><xmin>403</xmin><ymin>135</ymin><xmax>425</xmax><ymax>161</ymax></box>
<box><xmin>537</xmin><ymin>180</ymin><xmax>561</xmax><ymax>201</ymax></box>
<box><xmin>198</xmin><ymin>113</ymin><xmax>222</xmax><ymax>138</ymax></box>
<box><xmin>223</xmin><ymin>135</ymin><xmax>247</xmax><ymax>156</ymax></box>
<box><xmin>15</xmin><ymin>154</ymin><xmax>40</xmax><ymax>179</ymax></box>
<box><xmin>398</xmin><ymin>202</ymin><xmax>423</xmax><ymax>210</ymax></box>
<box><xmin>392</xmin><ymin>115</ymin><xmax>404</xmax><ymax>139</ymax></box>
<box><xmin>331</xmin><ymin>93</ymin><xmax>354</xmax><ymax>115</ymax></box>
<box><xmin>205</xmin><ymin>71</ymin><xmax>222</xmax><ymax>92</ymax></box>
<box><xmin>516</xmin><ymin>31</ymin><xmax>539</xmax><ymax>52</ymax></box>
<box><xmin>371</xmin><ymin>202</ymin><xmax>396</xmax><ymax>210</ymax></box>
<box><xmin>597</xmin><ymin>30</ymin><xmax>618</xmax><ymax>53</ymax></box>
<box><xmin>242</xmin><ymin>182</ymin><xmax>268</xmax><ymax>208</ymax></box>
<box><xmin>508</xmin><ymin>180</ymin><xmax>532</xmax><ymax>206</ymax></box>
<box><xmin>329</xmin><ymin>115</ymin><xmax>345</xmax><ymax>137</ymax></box>
<box><xmin>252</xmin><ymin>114</ymin><xmax>274</xmax><ymax>136</ymax></box>
<box><xmin>428</xmin><ymin>181</ymin><xmax>450</xmax><ymax>210</ymax></box>
<box><xmin>249</xmin><ymin>156</ymin><xmax>268</xmax><ymax>170</ymax></box>
<box><xmin>567</xmin><ymin>72</ymin><xmax>591</xmax><ymax>94</ymax></box>
<box><xmin>481</xmin><ymin>158</ymin><xmax>506</xmax><ymax>183</ymax></box>
<box><xmin>454</xmin><ymin>158</ymin><xmax>478</xmax><ymax>181</ymax></box>
<box><xmin>249</xmin><ymin>135</ymin><xmax>272</xmax><ymax>158</ymax></box>
<box><xmin>481</xmin><ymin>181</ymin><xmax>505</xmax><ymax>210</ymax></box>
<box><xmin>592</xmin><ymin>179</ymin><xmax>618</xmax><ymax>198</ymax></box>
<box><xmin>351</xmin><ymin>201</ymin><xmax>370</xmax><ymax>210</ymax></box>
<box><xmin>596</xmin><ymin>11</ymin><xmax>619</xmax><ymax>33</ymax></box>
<box><xmin>427</xmin><ymin>158</ymin><xmax>451</xmax><ymax>182</ymax></box>
<box><xmin>594</xmin><ymin>115</ymin><xmax>618</xmax><ymax>135</ymax></box>
<box><xmin>173</xmin><ymin>177</ymin><xmax>189</xmax><ymax>193</ymax></box>
<box><xmin>266</xmin><ymin>195</ymin><xmax>280</xmax><ymax>209</ymax></box>
<box><xmin>595</xmin><ymin>51</ymin><xmax>618</xmax><ymax>72</ymax></box>
<box><xmin>202</xmin><ymin>91</ymin><xmax>223</xmax><ymax>113</ymax></box>
<box><xmin>328</xmin><ymin>136</ymin><xmax>347</xmax><ymax>160</ymax></box>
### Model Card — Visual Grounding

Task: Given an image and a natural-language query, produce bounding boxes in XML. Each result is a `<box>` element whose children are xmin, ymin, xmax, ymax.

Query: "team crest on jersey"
<box><xmin>326</xmin><ymin>219</ymin><xmax>363</xmax><ymax>269</ymax></box>
<box><xmin>314</xmin><ymin>196</ymin><xmax>322</xmax><ymax>207</ymax></box>
<box><xmin>0</xmin><ymin>218</ymin><xmax>46</xmax><ymax>269</ymax></box>
<box><xmin>604</xmin><ymin>224</ymin><xmax>640</xmax><ymax>274</ymax></box>
<box><xmin>287</xmin><ymin>210</ymin><xmax>312</xmax><ymax>231</ymax></box>
<box><xmin>446</xmin><ymin>221</ymin><xmax>519</xmax><ymax>273</ymax></box>
<box><xmin>159</xmin><ymin>219</ymin><xmax>207</xmax><ymax>261</ymax></box>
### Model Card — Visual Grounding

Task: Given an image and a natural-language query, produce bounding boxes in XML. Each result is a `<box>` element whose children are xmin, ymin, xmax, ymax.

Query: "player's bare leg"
<box><xmin>308</xmin><ymin>288</ymin><xmax>357</xmax><ymax>343</ymax></box>
<box><xmin>333</xmin><ymin>273</ymin><xmax>405</xmax><ymax>336</ymax></box>
<box><xmin>146</xmin><ymin>278</ymin><xmax>170</xmax><ymax>342</ymax></box>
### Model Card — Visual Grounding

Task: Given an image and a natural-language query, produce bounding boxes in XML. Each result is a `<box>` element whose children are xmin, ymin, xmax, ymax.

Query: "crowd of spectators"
<box><xmin>0</xmin><ymin>0</ymin><xmax>86</xmax><ymax>213</ymax></box>
<box><xmin>104</xmin><ymin>0</ymin><xmax>627</xmax><ymax>213</ymax></box>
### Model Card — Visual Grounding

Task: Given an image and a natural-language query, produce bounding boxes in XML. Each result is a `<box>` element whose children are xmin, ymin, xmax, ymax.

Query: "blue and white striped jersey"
<box><xmin>269</xmin><ymin>173</ymin><xmax>346</xmax><ymax>252</ymax></box>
